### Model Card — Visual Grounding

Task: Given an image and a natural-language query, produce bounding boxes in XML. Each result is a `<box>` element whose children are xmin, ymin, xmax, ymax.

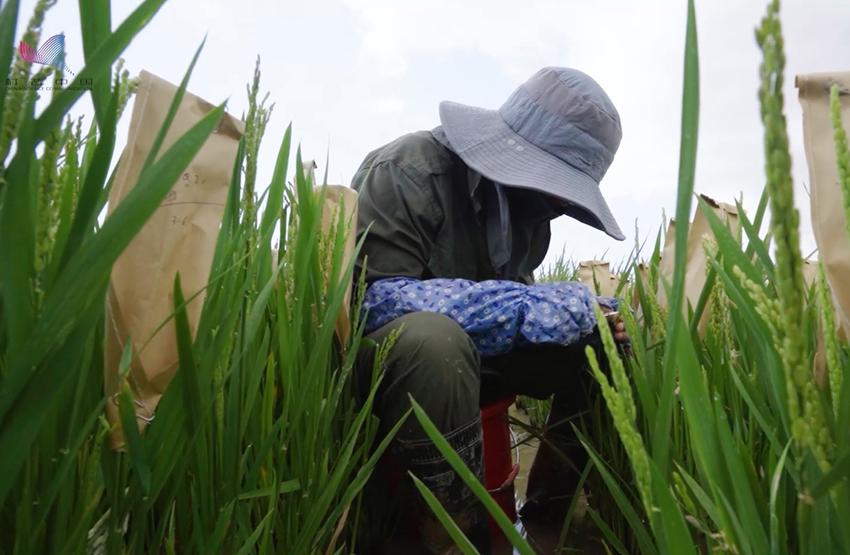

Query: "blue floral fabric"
<box><xmin>361</xmin><ymin>277</ymin><xmax>619</xmax><ymax>358</ymax></box>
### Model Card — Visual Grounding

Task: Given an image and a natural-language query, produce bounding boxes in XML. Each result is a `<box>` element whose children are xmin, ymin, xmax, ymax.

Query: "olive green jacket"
<box><xmin>350</xmin><ymin>130</ymin><xmax>553</xmax><ymax>286</ymax></box>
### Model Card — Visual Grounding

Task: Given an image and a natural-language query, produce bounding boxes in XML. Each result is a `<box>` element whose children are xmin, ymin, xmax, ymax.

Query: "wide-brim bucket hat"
<box><xmin>439</xmin><ymin>66</ymin><xmax>625</xmax><ymax>241</ymax></box>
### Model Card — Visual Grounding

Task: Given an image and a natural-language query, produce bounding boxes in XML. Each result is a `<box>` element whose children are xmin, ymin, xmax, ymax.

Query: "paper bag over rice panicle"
<box><xmin>796</xmin><ymin>71</ymin><xmax>850</xmax><ymax>342</ymax></box>
<box><xmin>656</xmin><ymin>194</ymin><xmax>739</xmax><ymax>338</ymax></box>
<box><xmin>104</xmin><ymin>70</ymin><xmax>245</xmax><ymax>450</ymax></box>
<box><xmin>578</xmin><ymin>260</ymin><xmax>619</xmax><ymax>298</ymax></box>
<box><xmin>656</xmin><ymin>218</ymin><xmax>677</xmax><ymax>309</ymax></box>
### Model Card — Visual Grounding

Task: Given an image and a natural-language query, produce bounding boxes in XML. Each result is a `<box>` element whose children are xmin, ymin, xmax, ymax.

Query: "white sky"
<box><xmin>16</xmin><ymin>0</ymin><xmax>850</xmax><ymax>270</ymax></box>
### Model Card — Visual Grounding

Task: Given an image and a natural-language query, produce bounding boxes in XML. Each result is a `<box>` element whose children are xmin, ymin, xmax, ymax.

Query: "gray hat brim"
<box><xmin>439</xmin><ymin>100</ymin><xmax>625</xmax><ymax>241</ymax></box>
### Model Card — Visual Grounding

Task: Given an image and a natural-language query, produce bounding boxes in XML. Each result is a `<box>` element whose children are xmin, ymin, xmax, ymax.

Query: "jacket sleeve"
<box><xmin>361</xmin><ymin>277</ymin><xmax>620</xmax><ymax>357</ymax></box>
<box><xmin>351</xmin><ymin>160</ymin><xmax>443</xmax><ymax>284</ymax></box>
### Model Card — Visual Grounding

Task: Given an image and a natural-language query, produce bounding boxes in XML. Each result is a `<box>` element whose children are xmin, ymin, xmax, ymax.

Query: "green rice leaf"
<box><xmin>205</xmin><ymin>501</ymin><xmax>235</xmax><ymax>555</ymax></box>
<box><xmin>586</xmin><ymin>507</ymin><xmax>632</xmax><ymax>555</ymax></box>
<box><xmin>234</xmin><ymin>510</ymin><xmax>273</xmax><ymax>555</ymax></box>
<box><xmin>315</xmin><ymin>400</ymin><xmax>406</xmax><ymax>543</ymax></box>
<box><xmin>810</xmin><ymin>450</ymin><xmax>850</xmax><ymax>499</ymax></box>
<box><xmin>55</xmin><ymin>86</ymin><xmax>119</xmax><ymax>274</ymax></box>
<box><xmin>671</xmin><ymin>309</ymin><xmax>724</xmax><ymax>500</ymax></box>
<box><xmin>0</xmin><ymin>296</ymin><xmax>104</xmax><ymax>506</ymax></box>
<box><xmin>173</xmin><ymin>272</ymin><xmax>203</xmax><ymax>436</ymax></box>
<box><xmin>25</xmin><ymin>393</ymin><xmax>108</xmax><ymax>550</ymax></box>
<box><xmin>697</xmin><ymin>196</ymin><xmax>761</xmax><ymax>285</ymax></box>
<box><xmin>580</xmin><ymin>434</ymin><xmax>660</xmax><ymax>555</ymax></box>
<box><xmin>0</xmin><ymin>0</ymin><xmax>20</xmax><ymax>153</ymax></box>
<box><xmin>769</xmin><ymin>440</ymin><xmax>792</xmax><ymax>555</ymax></box>
<box><xmin>117</xmin><ymin>378</ymin><xmax>151</xmax><ymax>495</ymax></box>
<box><xmin>409</xmin><ymin>396</ymin><xmax>538</xmax><ymax>555</ymax></box>
<box><xmin>45</xmin><ymin>144</ymin><xmax>81</xmax><ymax>287</ymax></box>
<box><xmin>649</xmin><ymin>462</ymin><xmax>699</xmax><ymax>555</ymax></box>
<box><xmin>238</xmin><ymin>480</ymin><xmax>301</xmax><ymax>500</ymax></box>
<box><xmin>803</xmin><ymin>451</ymin><xmax>837</xmax><ymax>555</ymax></box>
<box><xmin>0</xmin><ymin>84</ymin><xmax>38</xmax><ymax>363</ymax></box>
<box><xmin>410</xmin><ymin>474</ymin><xmax>481</xmax><ymax>555</ymax></box>
<box><xmin>714</xmin><ymin>489</ymin><xmax>752</xmax><ymax>555</ymax></box>
<box><xmin>675</xmin><ymin>464</ymin><xmax>720</xmax><ymax>525</ymax></box>
<box><xmin>77</xmin><ymin>0</ymin><xmax>112</xmax><ymax>128</ymax></box>
<box><xmin>259</xmin><ymin>123</ymin><xmax>291</xmax><ymax>240</ymax></box>
<box><xmin>712</xmin><ymin>397</ymin><xmax>769</xmax><ymax>554</ymax></box>
<box><xmin>736</xmin><ymin>198</ymin><xmax>775</xmax><ymax>282</ymax></box>
<box><xmin>654</xmin><ymin>0</ymin><xmax>700</xmax><ymax>478</ymax></box>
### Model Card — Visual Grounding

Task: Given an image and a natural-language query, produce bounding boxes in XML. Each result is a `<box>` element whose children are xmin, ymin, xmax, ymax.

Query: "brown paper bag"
<box><xmin>578</xmin><ymin>260</ymin><xmax>618</xmax><ymax>298</ymax></box>
<box><xmin>104</xmin><ymin>70</ymin><xmax>245</xmax><ymax>449</ymax></box>
<box><xmin>686</xmin><ymin>195</ymin><xmax>738</xmax><ymax>337</ymax></box>
<box><xmin>802</xmin><ymin>259</ymin><xmax>818</xmax><ymax>288</ymax></box>
<box><xmin>796</xmin><ymin>71</ymin><xmax>850</xmax><ymax>342</ymax></box>
<box><xmin>655</xmin><ymin>195</ymin><xmax>738</xmax><ymax>337</ymax></box>
<box><xmin>633</xmin><ymin>262</ymin><xmax>648</xmax><ymax>314</ymax></box>
<box><xmin>656</xmin><ymin>219</ymin><xmax>677</xmax><ymax>308</ymax></box>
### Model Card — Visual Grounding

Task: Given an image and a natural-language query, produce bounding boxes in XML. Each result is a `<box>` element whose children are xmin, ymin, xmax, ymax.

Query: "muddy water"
<box><xmin>509</xmin><ymin>405</ymin><xmax>538</xmax><ymax>504</ymax></box>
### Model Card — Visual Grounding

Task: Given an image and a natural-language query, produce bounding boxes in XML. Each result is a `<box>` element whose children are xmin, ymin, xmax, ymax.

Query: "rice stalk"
<box><xmin>829</xmin><ymin>83</ymin><xmax>850</xmax><ymax>243</ymax></box>
<box><xmin>585</xmin><ymin>303</ymin><xmax>652</xmax><ymax>519</ymax></box>
<box><xmin>756</xmin><ymin>0</ymin><xmax>832</xmax><ymax>470</ymax></box>
<box><xmin>816</xmin><ymin>260</ymin><xmax>842</xmax><ymax>415</ymax></box>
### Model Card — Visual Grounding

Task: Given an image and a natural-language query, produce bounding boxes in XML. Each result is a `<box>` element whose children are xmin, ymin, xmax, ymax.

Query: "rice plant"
<box><xmin>413</xmin><ymin>1</ymin><xmax>850</xmax><ymax>554</ymax></box>
<box><xmin>0</xmin><ymin>1</ymin><xmax>400</xmax><ymax>553</ymax></box>
<box><xmin>3</xmin><ymin>0</ymin><xmax>850</xmax><ymax>554</ymax></box>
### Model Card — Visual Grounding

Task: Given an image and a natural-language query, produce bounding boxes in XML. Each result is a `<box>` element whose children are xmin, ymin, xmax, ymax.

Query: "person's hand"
<box><xmin>600</xmin><ymin>306</ymin><xmax>632</xmax><ymax>356</ymax></box>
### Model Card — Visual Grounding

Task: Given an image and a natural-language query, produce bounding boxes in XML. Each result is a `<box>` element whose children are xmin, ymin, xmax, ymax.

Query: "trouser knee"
<box><xmin>355</xmin><ymin>311</ymin><xmax>482</xmax><ymax>441</ymax></box>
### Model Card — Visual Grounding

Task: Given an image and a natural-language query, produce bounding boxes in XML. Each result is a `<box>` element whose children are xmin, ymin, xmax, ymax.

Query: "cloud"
<box><xmin>376</xmin><ymin>96</ymin><xmax>404</xmax><ymax>113</ymax></box>
<box><xmin>200</xmin><ymin>3</ymin><xmax>222</xmax><ymax>20</ymax></box>
<box><xmin>345</xmin><ymin>0</ymin><xmax>572</xmax><ymax>77</ymax></box>
<box><xmin>16</xmin><ymin>0</ymin><xmax>850</xmax><ymax>269</ymax></box>
<box><xmin>341</xmin><ymin>0</ymin><xmax>850</xmax><ymax>267</ymax></box>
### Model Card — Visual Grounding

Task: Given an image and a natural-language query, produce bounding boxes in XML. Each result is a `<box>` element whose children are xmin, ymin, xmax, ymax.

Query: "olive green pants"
<box><xmin>352</xmin><ymin>311</ymin><xmax>612</xmax><ymax>552</ymax></box>
<box><xmin>354</xmin><ymin>310</ymin><xmax>607</xmax><ymax>443</ymax></box>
